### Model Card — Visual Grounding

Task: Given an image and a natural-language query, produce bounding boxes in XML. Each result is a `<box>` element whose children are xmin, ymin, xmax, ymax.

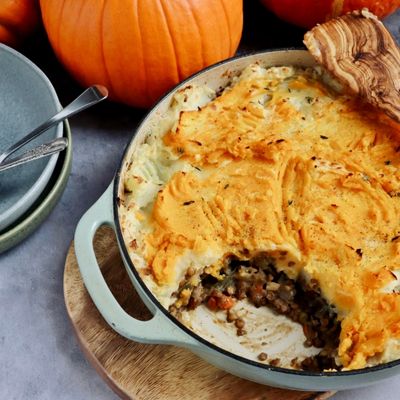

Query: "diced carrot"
<box><xmin>254</xmin><ymin>283</ymin><xmax>264</xmax><ymax>293</ymax></box>
<box><xmin>207</xmin><ymin>296</ymin><xmax>218</xmax><ymax>311</ymax></box>
<box><xmin>217</xmin><ymin>295</ymin><xmax>235</xmax><ymax>310</ymax></box>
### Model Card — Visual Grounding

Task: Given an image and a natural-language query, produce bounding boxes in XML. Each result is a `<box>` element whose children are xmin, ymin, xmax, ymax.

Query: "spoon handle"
<box><xmin>0</xmin><ymin>137</ymin><xmax>68</xmax><ymax>172</ymax></box>
<box><xmin>0</xmin><ymin>85</ymin><xmax>108</xmax><ymax>164</ymax></box>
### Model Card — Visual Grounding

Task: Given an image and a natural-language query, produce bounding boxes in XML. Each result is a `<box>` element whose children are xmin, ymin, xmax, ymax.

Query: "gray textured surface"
<box><xmin>0</xmin><ymin>4</ymin><xmax>399</xmax><ymax>399</ymax></box>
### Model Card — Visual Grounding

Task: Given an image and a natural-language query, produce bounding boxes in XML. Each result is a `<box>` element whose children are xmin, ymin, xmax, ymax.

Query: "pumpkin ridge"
<box><xmin>56</xmin><ymin>0</ymin><xmax>67</xmax><ymax>66</ymax></box>
<box><xmin>99</xmin><ymin>0</ymin><xmax>115</xmax><ymax>95</ymax></box>
<box><xmin>74</xmin><ymin>1</ymin><xmax>85</xmax><ymax>27</ymax></box>
<box><xmin>129</xmin><ymin>0</ymin><xmax>151</xmax><ymax>106</ymax></box>
<box><xmin>215</xmin><ymin>1</ymin><xmax>226</xmax><ymax>60</ymax></box>
<box><xmin>186</xmin><ymin>0</ymin><xmax>205</xmax><ymax>68</ymax></box>
<box><xmin>158</xmin><ymin>0</ymin><xmax>182</xmax><ymax>82</ymax></box>
<box><xmin>69</xmin><ymin>0</ymin><xmax>85</xmax><ymax>73</ymax></box>
<box><xmin>218</xmin><ymin>0</ymin><xmax>232</xmax><ymax>56</ymax></box>
<box><xmin>40</xmin><ymin>0</ymin><xmax>243</xmax><ymax>108</ymax></box>
<box><xmin>136</xmin><ymin>0</ymin><xmax>152</xmax><ymax>105</ymax></box>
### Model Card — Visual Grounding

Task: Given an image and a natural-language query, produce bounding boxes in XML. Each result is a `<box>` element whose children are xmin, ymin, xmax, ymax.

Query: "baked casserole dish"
<box><xmin>75</xmin><ymin>50</ymin><xmax>400</xmax><ymax>390</ymax></box>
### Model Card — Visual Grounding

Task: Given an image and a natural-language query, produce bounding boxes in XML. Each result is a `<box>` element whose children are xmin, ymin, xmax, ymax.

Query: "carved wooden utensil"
<box><xmin>304</xmin><ymin>9</ymin><xmax>400</xmax><ymax>122</ymax></box>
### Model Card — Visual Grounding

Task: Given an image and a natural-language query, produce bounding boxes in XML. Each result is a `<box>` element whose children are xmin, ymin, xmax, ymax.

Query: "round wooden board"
<box><xmin>64</xmin><ymin>226</ymin><xmax>336</xmax><ymax>400</ymax></box>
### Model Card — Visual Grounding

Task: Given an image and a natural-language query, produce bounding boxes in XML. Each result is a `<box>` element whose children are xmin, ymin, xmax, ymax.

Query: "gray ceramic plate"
<box><xmin>0</xmin><ymin>43</ymin><xmax>63</xmax><ymax>232</ymax></box>
<box><xmin>0</xmin><ymin>120</ymin><xmax>71</xmax><ymax>254</ymax></box>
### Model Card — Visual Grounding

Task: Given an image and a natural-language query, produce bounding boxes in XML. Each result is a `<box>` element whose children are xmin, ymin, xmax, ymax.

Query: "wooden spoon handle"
<box><xmin>304</xmin><ymin>9</ymin><xmax>400</xmax><ymax>122</ymax></box>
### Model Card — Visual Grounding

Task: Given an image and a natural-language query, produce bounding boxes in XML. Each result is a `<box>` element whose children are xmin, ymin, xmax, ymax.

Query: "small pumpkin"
<box><xmin>0</xmin><ymin>0</ymin><xmax>40</xmax><ymax>47</ymax></box>
<box><xmin>261</xmin><ymin>0</ymin><xmax>400</xmax><ymax>29</ymax></box>
<box><xmin>40</xmin><ymin>0</ymin><xmax>243</xmax><ymax>108</ymax></box>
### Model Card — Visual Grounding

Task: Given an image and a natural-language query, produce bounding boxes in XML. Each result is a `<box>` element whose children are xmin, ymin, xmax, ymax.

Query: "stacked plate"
<box><xmin>0</xmin><ymin>44</ymin><xmax>71</xmax><ymax>253</ymax></box>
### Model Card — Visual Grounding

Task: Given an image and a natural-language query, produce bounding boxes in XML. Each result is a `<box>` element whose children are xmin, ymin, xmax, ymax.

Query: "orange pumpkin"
<box><xmin>40</xmin><ymin>0</ymin><xmax>243</xmax><ymax>108</ymax></box>
<box><xmin>261</xmin><ymin>0</ymin><xmax>400</xmax><ymax>28</ymax></box>
<box><xmin>0</xmin><ymin>0</ymin><xmax>39</xmax><ymax>47</ymax></box>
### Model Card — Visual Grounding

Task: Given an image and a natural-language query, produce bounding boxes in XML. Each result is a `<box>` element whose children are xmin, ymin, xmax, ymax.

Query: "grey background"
<box><xmin>1</xmin><ymin>3</ymin><xmax>399</xmax><ymax>399</ymax></box>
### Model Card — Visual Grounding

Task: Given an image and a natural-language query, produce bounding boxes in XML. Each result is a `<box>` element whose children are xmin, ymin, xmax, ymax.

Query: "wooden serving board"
<box><xmin>64</xmin><ymin>226</ymin><xmax>335</xmax><ymax>400</ymax></box>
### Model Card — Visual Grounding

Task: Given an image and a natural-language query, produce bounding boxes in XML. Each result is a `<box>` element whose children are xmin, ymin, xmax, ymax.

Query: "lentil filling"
<box><xmin>169</xmin><ymin>253</ymin><xmax>341</xmax><ymax>371</ymax></box>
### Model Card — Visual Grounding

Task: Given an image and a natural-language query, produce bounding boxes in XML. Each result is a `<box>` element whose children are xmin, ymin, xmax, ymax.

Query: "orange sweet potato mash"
<box><xmin>122</xmin><ymin>64</ymin><xmax>400</xmax><ymax>370</ymax></box>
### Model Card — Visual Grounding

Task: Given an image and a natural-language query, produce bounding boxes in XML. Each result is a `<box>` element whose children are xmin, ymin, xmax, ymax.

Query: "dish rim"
<box><xmin>0</xmin><ymin>43</ymin><xmax>63</xmax><ymax>232</ymax></box>
<box><xmin>113</xmin><ymin>48</ymin><xmax>400</xmax><ymax>377</ymax></box>
<box><xmin>0</xmin><ymin>120</ymin><xmax>72</xmax><ymax>253</ymax></box>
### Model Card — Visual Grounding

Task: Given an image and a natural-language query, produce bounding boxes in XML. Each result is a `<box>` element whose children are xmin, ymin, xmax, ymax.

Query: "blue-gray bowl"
<box><xmin>0</xmin><ymin>43</ymin><xmax>63</xmax><ymax>232</ymax></box>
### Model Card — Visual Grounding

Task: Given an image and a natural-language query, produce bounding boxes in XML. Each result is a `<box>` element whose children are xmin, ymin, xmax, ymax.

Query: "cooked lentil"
<box><xmin>170</xmin><ymin>253</ymin><xmax>341</xmax><ymax>371</ymax></box>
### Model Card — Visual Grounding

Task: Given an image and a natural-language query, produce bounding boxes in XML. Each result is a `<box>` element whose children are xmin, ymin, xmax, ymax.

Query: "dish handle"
<box><xmin>74</xmin><ymin>182</ymin><xmax>198</xmax><ymax>349</ymax></box>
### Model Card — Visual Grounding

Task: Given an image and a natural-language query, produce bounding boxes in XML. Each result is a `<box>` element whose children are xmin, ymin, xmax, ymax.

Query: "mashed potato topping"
<box><xmin>120</xmin><ymin>64</ymin><xmax>400</xmax><ymax>370</ymax></box>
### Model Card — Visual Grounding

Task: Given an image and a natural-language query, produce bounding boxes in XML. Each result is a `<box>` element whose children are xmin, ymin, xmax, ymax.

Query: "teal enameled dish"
<box><xmin>0</xmin><ymin>120</ymin><xmax>71</xmax><ymax>254</ymax></box>
<box><xmin>0</xmin><ymin>43</ymin><xmax>63</xmax><ymax>232</ymax></box>
<box><xmin>74</xmin><ymin>50</ymin><xmax>400</xmax><ymax>391</ymax></box>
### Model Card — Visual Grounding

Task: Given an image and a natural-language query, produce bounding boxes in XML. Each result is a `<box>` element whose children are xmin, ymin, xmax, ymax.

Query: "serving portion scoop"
<box><xmin>304</xmin><ymin>9</ymin><xmax>400</xmax><ymax>123</ymax></box>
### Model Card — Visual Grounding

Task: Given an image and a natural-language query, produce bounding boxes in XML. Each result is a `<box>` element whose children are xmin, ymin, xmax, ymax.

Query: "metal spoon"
<box><xmin>0</xmin><ymin>137</ymin><xmax>69</xmax><ymax>172</ymax></box>
<box><xmin>0</xmin><ymin>85</ymin><xmax>108</xmax><ymax>171</ymax></box>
